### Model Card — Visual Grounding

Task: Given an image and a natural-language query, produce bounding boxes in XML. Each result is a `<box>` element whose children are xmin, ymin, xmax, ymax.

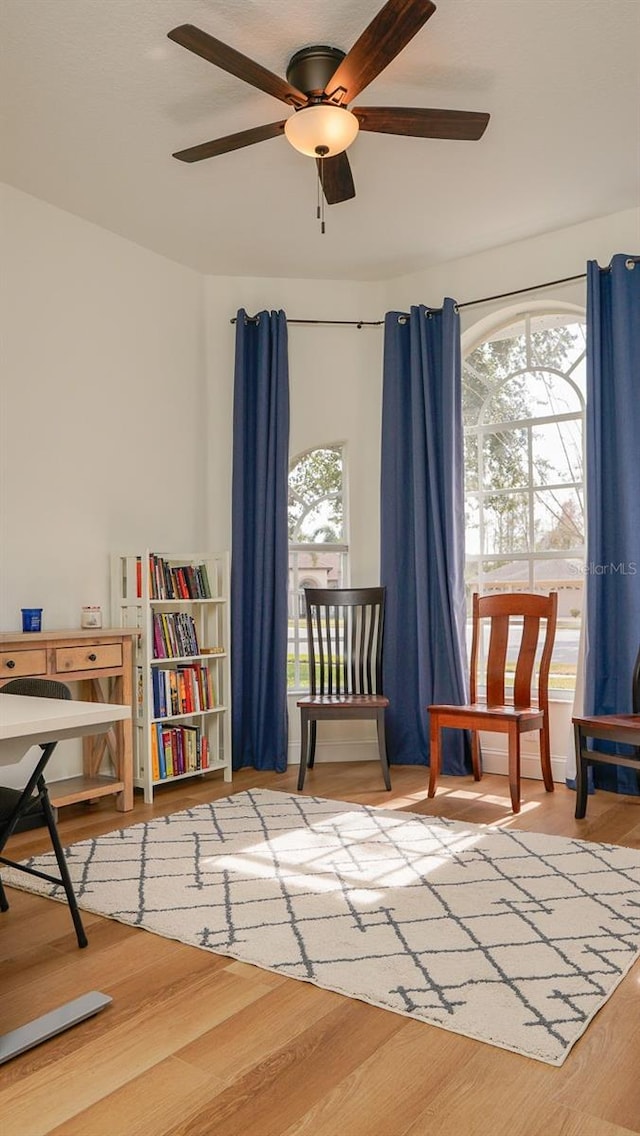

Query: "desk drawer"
<box><xmin>0</xmin><ymin>648</ymin><xmax>48</xmax><ymax>677</ymax></box>
<box><xmin>55</xmin><ymin>644</ymin><xmax>123</xmax><ymax>674</ymax></box>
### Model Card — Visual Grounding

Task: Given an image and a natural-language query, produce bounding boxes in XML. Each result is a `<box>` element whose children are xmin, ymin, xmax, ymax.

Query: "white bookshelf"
<box><xmin>111</xmin><ymin>550</ymin><xmax>232</xmax><ymax>803</ymax></box>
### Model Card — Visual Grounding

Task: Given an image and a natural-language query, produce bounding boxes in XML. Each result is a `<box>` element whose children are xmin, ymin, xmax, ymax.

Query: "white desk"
<box><xmin>0</xmin><ymin>692</ymin><xmax>131</xmax><ymax>1064</ymax></box>
<box><xmin>0</xmin><ymin>692</ymin><xmax>130</xmax><ymax>765</ymax></box>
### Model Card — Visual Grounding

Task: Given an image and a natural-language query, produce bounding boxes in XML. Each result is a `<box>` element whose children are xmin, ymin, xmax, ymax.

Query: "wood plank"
<box><xmin>46</xmin><ymin>1057</ymin><xmax>214</xmax><ymax>1136</ymax></box>
<box><xmin>279</xmin><ymin>1019</ymin><xmax>472</xmax><ymax>1136</ymax></box>
<box><xmin>165</xmin><ymin>999</ymin><xmax>406</xmax><ymax>1136</ymax></box>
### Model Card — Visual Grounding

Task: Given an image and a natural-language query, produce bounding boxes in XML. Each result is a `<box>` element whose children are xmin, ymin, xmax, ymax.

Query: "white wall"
<box><xmin>0</xmin><ymin>185</ymin><xmax>210</xmax><ymax>628</ymax></box>
<box><xmin>1</xmin><ymin>184</ymin><xmax>209</xmax><ymax>778</ymax></box>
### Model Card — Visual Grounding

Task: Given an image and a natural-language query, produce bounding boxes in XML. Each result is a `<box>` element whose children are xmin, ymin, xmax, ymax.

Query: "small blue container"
<box><xmin>21</xmin><ymin>608</ymin><xmax>43</xmax><ymax>632</ymax></box>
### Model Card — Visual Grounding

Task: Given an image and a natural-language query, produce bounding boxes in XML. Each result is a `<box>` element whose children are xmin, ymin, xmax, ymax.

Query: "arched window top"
<box><xmin>464</xmin><ymin>310</ymin><xmax>586</xmax><ymax>430</ymax></box>
<box><xmin>288</xmin><ymin>444</ymin><xmax>346</xmax><ymax>545</ymax></box>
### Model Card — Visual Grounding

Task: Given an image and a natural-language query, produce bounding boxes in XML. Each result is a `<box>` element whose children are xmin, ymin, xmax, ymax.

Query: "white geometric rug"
<box><xmin>6</xmin><ymin>788</ymin><xmax>640</xmax><ymax>1065</ymax></box>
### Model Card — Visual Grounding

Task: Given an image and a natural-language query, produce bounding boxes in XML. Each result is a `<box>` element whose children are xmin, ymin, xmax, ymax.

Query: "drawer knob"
<box><xmin>88</xmin><ymin>653</ymin><xmax>97</xmax><ymax>662</ymax></box>
<box><xmin>5</xmin><ymin>659</ymin><xmax>15</xmax><ymax>669</ymax></box>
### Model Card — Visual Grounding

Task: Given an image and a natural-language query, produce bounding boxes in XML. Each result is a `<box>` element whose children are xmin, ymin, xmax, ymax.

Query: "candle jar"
<box><xmin>81</xmin><ymin>606</ymin><xmax>102</xmax><ymax>629</ymax></box>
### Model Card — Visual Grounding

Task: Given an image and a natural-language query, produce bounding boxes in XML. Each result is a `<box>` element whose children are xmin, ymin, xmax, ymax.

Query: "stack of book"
<box><xmin>147</xmin><ymin>554</ymin><xmax>211</xmax><ymax>600</ymax></box>
<box><xmin>151</xmin><ymin>663</ymin><xmax>215</xmax><ymax>719</ymax></box>
<box><xmin>150</xmin><ymin>722</ymin><xmax>210</xmax><ymax>779</ymax></box>
<box><xmin>152</xmin><ymin>612</ymin><xmax>199</xmax><ymax>659</ymax></box>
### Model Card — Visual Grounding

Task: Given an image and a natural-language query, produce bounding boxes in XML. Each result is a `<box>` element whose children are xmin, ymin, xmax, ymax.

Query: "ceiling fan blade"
<box><xmin>316</xmin><ymin>152</ymin><xmax>356</xmax><ymax>204</ymax></box>
<box><xmin>173</xmin><ymin>121</ymin><xmax>286</xmax><ymax>163</ymax></box>
<box><xmin>353</xmin><ymin>106</ymin><xmax>490</xmax><ymax>140</ymax></box>
<box><xmin>324</xmin><ymin>0</ymin><xmax>436</xmax><ymax>105</ymax></box>
<box><xmin>168</xmin><ymin>24</ymin><xmax>307</xmax><ymax>107</ymax></box>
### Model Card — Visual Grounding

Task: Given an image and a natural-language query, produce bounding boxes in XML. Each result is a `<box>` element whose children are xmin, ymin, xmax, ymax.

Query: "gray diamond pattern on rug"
<box><xmin>6</xmin><ymin>788</ymin><xmax>640</xmax><ymax>1065</ymax></box>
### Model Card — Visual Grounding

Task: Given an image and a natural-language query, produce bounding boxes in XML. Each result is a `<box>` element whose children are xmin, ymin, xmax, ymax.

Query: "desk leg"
<box><xmin>117</xmin><ymin>637</ymin><xmax>134</xmax><ymax>811</ymax></box>
<box><xmin>80</xmin><ymin>670</ymin><xmax>134</xmax><ymax>812</ymax></box>
<box><xmin>574</xmin><ymin>723</ymin><xmax>589</xmax><ymax>819</ymax></box>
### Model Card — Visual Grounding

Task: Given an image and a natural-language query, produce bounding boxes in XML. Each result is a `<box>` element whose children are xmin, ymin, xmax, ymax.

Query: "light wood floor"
<box><xmin>2</xmin><ymin>765</ymin><xmax>640</xmax><ymax>1136</ymax></box>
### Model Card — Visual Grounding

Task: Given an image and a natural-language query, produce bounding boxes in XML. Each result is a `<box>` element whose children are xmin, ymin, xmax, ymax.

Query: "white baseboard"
<box><xmin>288</xmin><ymin>738</ymin><xmax>380</xmax><ymax>767</ymax></box>
<box><xmin>287</xmin><ymin>738</ymin><xmax>567</xmax><ymax>784</ymax></box>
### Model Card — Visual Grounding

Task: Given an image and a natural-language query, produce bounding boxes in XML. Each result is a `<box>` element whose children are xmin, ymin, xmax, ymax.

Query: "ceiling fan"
<box><xmin>167</xmin><ymin>0</ymin><xmax>490</xmax><ymax>206</ymax></box>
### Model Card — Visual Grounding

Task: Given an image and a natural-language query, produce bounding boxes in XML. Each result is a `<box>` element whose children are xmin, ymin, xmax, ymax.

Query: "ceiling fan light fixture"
<box><xmin>284</xmin><ymin>104</ymin><xmax>359</xmax><ymax>158</ymax></box>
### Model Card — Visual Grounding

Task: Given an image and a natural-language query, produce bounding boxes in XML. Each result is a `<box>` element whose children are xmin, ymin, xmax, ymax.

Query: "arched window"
<box><xmin>463</xmin><ymin>309</ymin><xmax>586</xmax><ymax>695</ymax></box>
<box><xmin>288</xmin><ymin>445</ymin><xmax>348</xmax><ymax>689</ymax></box>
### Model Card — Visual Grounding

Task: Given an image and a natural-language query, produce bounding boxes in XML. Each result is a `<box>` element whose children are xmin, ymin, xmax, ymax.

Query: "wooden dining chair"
<box><xmin>428</xmin><ymin>591</ymin><xmax>558</xmax><ymax>814</ymax></box>
<box><xmin>0</xmin><ymin>677</ymin><xmax>88</xmax><ymax>948</ymax></box>
<box><xmin>296</xmin><ymin>587</ymin><xmax>391</xmax><ymax>792</ymax></box>
<box><xmin>573</xmin><ymin>643</ymin><xmax>640</xmax><ymax>819</ymax></box>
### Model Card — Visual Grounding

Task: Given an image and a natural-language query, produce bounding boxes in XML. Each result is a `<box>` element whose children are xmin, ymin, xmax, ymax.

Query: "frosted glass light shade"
<box><xmin>284</xmin><ymin>104</ymin><xmax>359</xmax><ymax>157</ymax></box>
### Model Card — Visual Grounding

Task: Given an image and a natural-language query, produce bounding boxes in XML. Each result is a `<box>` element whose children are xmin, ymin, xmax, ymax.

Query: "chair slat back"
<box><xmin>472</xmin><ymin>592</ymin><xmax>558</xmax><ymax>709</ymax></box>
<box><xmin>305</xmin><ymin>588</ymin><xmax>385</xmax><ymax>697</ymax></box>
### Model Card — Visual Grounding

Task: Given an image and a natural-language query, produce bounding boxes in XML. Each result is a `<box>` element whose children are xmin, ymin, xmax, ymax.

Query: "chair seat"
<box><xmin>298</xmin><ymin>694</ymin><xmax>389</xmax><ymax>709</ymax></box>
<box><xmin>0</xmin><ymin>785</ymin><xmax>43</xmax><ymax>822</ymax></box>
<box><xmin>429</xmin><ymin>702</ymin><xmax>543</xmax><ymax>724</ymax></box>
<box><xmin>573</xmin><ymin>713</ymin><xmax>640</xmax><ymax>735</ymax></box>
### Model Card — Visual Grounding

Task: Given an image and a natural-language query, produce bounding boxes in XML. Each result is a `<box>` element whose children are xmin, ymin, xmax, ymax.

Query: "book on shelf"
<box><xmin>150</xmin><ymin>725</ymin><xmax>160</xmax><ymax>781</ymax></box>
<box><xmin>154</xmin><ymin>723</ymin><xmax>166</xmax><ymax>779</ymax></box>
<box><xmin>151</xmin><ymin>668</ymin><xmax>166</xmax><ymax>718</ymax></box>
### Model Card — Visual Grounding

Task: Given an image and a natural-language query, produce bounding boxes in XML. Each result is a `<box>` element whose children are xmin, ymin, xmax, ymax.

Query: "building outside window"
<box><xmin>288</xmin><ymin>445</ymin><xmax>348</xmax><ymax>689</ymax></box>
<box><xmin>462</xmin><ymin>309</ymin><xmax>586</xmax><ymax>695</ymax></box>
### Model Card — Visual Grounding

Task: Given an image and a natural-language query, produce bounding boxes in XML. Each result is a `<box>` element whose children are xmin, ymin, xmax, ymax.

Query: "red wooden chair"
<box><xmin>428</xmin><ymin>591</ymin><xmax>558</xmax><ymax>814</ymax></box>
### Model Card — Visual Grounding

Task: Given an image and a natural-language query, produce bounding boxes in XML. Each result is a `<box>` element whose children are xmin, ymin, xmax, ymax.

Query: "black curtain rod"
<box><xmin>229</xmin><ymin>316</ymin><xmax>383</xmax><ymax>326</ymax></box>
<box><xmin>229</xmin><ymin>274</ymin><xmax>583</xmax><ymax>327</ymax></box>
<box><xmin>230</xmin><ymin>259</ymin><xmax>638</xmax><ymax>327</ymax></box>
<box><xmin>456</xmin><ymin>271</ymin><xmax>587</xmax><ymax>309</ymax></box>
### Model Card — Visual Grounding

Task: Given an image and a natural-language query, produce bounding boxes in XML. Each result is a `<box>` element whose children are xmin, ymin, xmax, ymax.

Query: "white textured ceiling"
<box><xmin>1</xmin><ymin>0</ymin><xmax>639</xmax><ymax>280</ymax></box>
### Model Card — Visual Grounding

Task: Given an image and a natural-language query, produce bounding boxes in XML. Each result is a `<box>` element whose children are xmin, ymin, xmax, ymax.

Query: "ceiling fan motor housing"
<box><xmin>286</xmin><ymin>45</ymin><xmax>346</xmax><ymax>101</ymax></box>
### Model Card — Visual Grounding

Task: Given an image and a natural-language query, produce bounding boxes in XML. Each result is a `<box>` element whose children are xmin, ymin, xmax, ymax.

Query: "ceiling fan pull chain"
<box><xmin>315</xmin><ymin>145</ymin><xmax>328</xmax><ymax>235</ymax></box>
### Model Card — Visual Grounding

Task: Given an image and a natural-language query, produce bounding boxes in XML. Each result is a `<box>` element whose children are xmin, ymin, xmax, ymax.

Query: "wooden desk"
<box><xmin>0</xmin><ymin>629</ymin><xmax>136</xmax><ymax>811</ymax></box>
<box><xmin>572</xmin><ymin>713</ymin><xmax>640</xmax><ymax>819</ymax></box>
<box><xmin>0</xmin><ymin>692</ymin><xmax>130</xmax><ymax>1064</ymax></box>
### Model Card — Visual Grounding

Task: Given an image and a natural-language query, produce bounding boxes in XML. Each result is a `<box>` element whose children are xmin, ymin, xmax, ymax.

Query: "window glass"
<box><xmin>463</xmin><ymin>312</ymin><xmax>586</xmax><ymax>695</ymax></box>
<box><xmin>288</xmin><ymin>446</ymin><xmax>348</xmax><ymax>690</ymax></box>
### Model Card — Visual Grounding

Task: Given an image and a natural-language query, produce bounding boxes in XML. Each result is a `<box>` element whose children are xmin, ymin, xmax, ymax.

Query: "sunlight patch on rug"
<box><xmin>5</xmin><ymin>788</ymin><xmax>640</xmax><ymax>1065</ymax></box>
